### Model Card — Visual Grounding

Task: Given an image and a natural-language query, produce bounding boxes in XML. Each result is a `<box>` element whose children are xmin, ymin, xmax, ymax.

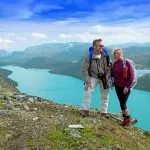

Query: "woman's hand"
<box><xmin>123</xmin><ymin>87</ymin><xmax>129</xmax><ymax>94</ymax></box>
<box><xmin>85</xmin><ymin>83</ymin><xmax>92</xmax><ymax>91</ymax></box>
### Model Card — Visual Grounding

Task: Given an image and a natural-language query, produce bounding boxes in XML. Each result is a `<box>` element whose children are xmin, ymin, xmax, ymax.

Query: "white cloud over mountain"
<box><xmin>31</xmin><ymin>32</ymin><xmax>48</xmax><ymax>39</ymax></box>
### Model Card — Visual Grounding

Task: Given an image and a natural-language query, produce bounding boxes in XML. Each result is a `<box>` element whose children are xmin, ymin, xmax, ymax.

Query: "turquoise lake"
<box><xmin>1</xmin><ymin>66</ymin><xmax>150</xmax><ymax>131</ymax></box>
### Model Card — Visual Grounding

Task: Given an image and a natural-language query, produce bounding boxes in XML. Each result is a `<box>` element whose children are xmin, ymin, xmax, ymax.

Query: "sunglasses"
<box><xmin>97</xmin><ymin>45</ymin><xmax>104</xmax><ymax>48</ymax></box>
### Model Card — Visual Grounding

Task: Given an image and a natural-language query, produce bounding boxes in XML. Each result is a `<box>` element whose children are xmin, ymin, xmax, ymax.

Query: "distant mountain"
<box><xmin>23</xmin><ymin>42</ymin><xmax>90</xmax><ymax>60</ymax></box>
<box><xmin>108</xmin><ymin>42</ymin><xmax>150</xmax><ymax>49</ymax></box>
<box><xmin>0</xmin><ymin>51</ymin><xmax>31</xmax><ymax>66</ymax></box>
<box><xmin>0</xmin><ymin>49</ymin><xmax>10</xmax><ymax>58</ymax></box>
<box><xmin>1</xmin><ymin>42</ymin><xmax>150</xmax><ymax>75</ymax></box>
<box><xmin>122</xmin><ymin>46</ymin><xmax>150</xmax><ymax>68</ymax></box>
<box><xmin>49</xmin><ymin>58</ymin><xmax>83</xmax><ymax>79</ymax></box>
<box><xmin>124</xmin><ymin>46</ymin><xmax>150</xmax><ymax>53</ymax></box>
<box><xmin>21</xmin><ymin>43</ymin><xmax>150</xmax><ymax>63</ymax></box>
<box><xmin>48</xmin><ymin>46</ymin><xmax>150</xmax><ymax>81</ymax></box>
<box><xmin>2</xmin><ymin>42</ymin><xmax>150</xmax><ymax>63</ymax></box>
<box><xmin>21</xmin><ymin>57</ymin><xmax>57</xmax><ymax>69</ymax></box>
<box><xmin>1</xmin><ymin>42</ymin><xmax>150</xmax><ymax>91</ymax></box>
<box><xmin>20</xmin><ymin>57</ymin><xmax>78</xmax><ymax>77</ymax></box>
<box><xmin>52</xmin><ymin>43</ymin><xmax>91</xmax><ymax>62</ymax></box>
<box><xmin>0</xmin><ymin>42</ymin><xmax>91</xmax><ymax>64</ymax></box>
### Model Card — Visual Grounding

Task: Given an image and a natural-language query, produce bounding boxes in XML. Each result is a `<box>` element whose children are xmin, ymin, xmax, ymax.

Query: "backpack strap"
<box><xmin>105</xmin><ymin>55</ymin><xmax>110</xmax><ymax>67</ymax></box>
<box><xmin>123</xmin><ymin>59</ymin><xmax>126</xmax><ymax>68</ymax></box>
<box><xmin>88</xmin><ymin>46</ymin><xmax>110</xmax><ymax>66</ymax></box>
<box><xmin>89</xmin><ymin>47</ymin><xmax>93</xmax><ymax>63</ymax></box>
<box><xmin>103</xmin><ymin>47</ymin><xmax>109</xmax><ymax>56</ymax></box>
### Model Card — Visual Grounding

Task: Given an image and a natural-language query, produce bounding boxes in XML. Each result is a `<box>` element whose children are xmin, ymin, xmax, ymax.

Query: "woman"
<box><xmin>112</xmin><ymin>48</ymin><xmax>134</xmax><ymax>128</ymax></box>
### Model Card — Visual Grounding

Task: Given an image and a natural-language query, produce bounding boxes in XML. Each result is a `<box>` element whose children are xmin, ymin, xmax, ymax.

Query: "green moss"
<box><xmin>69</xmin><ymin>109</ymin><xmax>79</xmax><ymax>116</ymax></box>
<box><xmin>27</xmin><ymin>139</ymin><xmax>33</xmax><ymax>146</ymax></box>
<box><xmin>0</xmin><ymin>101</ymin><xmax>4</xmax><ymax>109</ymax></box>
<box><xmin>48</xmin><ymin>130</ymin><xmax>70</xmax><ymax>141</ymax></box>
<box><xmin>100</xmin><ymin>137</ymin><xmax>118</xmax><ymax>145</ymax></box>
<box><xmin>47</xmin><ymin>129</ymin><xmax>84</xmax><ymax>149</ymax></box>
<box><xmin>0</xmin><ymin>128</ymin><xmax>8</xmax><ymax>138</ymax></box>
<box><xmin>80</xmin><ymin>127</ymin><xmax>95</xmax><ymax>138</ymax></box>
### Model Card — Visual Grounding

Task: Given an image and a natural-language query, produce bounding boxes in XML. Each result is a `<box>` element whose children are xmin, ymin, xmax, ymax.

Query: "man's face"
<box><xmin>94</xmin><ymin>41</ymin><xmax>104</xmax><ymax>54</ymax></box>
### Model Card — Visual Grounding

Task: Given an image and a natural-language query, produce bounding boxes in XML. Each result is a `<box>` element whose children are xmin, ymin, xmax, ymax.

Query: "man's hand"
<box><xmin>85</xmin><ymin>83</ymin><xmax>92</xmax><ymax>91</ymax></box>
<box><xmin>123</xmin><ymin>87</ymin><xmax>129</xmax><ymax>94</ymax></box>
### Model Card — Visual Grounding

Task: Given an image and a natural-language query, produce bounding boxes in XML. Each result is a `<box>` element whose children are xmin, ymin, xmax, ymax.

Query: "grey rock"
<box><xmin>13</xmin><ymin>107</ymin><xmax>21</xmax><ymax>111</ymax></box>
<box><xmin>144</xmin><ymin>131</ymin><xmax>150</xmax><ymax>136</ymax></box>
<box><xmin>31</xmin><ymin>107</ymin><xmax>38</xmax><ymax>111</ymax></box>
<box><xmin>28</xmin><ymin>97</ymin><xmax>35</xmax><ymax>103</ymax></box>
<box><xmin>33</xmin><ymin>117</ymin><xmax>39</xmax><ymax>121</ymax></box>
<box><xmin>15</xmin><ymin>94</ymin><xmax>26</xmax><ymax>99</ymax></box>
<box><xmin>55</xmin><ymin>114</ymin><xmax>66</xmax><ymax>125</ymax></box>
<box><xmin>99</xmin><ymin>148</ymin><xmax>108</xmax><ymax>150</ymax></box>
<box><xmin>23</xmin><ymin>104</ymin><xmax>30</xmax><ymax>111</ymax></box>
<box><xmin>69</xmin><ymin>129</ymin><xmax>82</xmax><ymax>139</ymax></box>
<box><xmin>0</xmin><ymin>95</ymin><xmax>4</xmax><ymax>99</ymax></box>
<box><xmin>112</xmin><ymin>144</ymin><xmax>122</xmax><ymax>150</ymax></box>
<box><xmin>0</xmin><ymin>110</ymin><xmax>8</xmax><ymax>115</ymax></box>
<box><xmin>5</xmin><ymin>100</ymin><xmax>14</xmax><ymax>109</ymax></box>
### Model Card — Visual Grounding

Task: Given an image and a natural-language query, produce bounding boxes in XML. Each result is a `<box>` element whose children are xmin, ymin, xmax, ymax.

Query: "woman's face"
<box><xmin>114</xmin><ymin>49</ymin><xmax>123</xmax><ymax>60</ymax></box>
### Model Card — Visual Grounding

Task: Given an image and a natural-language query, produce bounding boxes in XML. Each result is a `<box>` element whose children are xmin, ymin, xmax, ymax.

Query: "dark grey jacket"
<box><xmin>82</xmin><ymin>51</ymin><xmax>111</xmax><ymax>84</ymax></box>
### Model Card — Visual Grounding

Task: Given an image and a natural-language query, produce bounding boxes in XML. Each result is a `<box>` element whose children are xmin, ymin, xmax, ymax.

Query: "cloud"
<box><xmin>66</xmin><ymin>0</ymin><xmax>88</xmax><ymax>7</ymax></box>
<box><xmin>51</xmin><ymin>19</ymin><xmax>79</xmax><ymax>26</ymax></box>
<box><xmin>33</xmin><ymin>4</ymin><xmax>64</xmax><ymax>13</ymax></box>
<box><xmin>0</xmin><ymin>0</ymin><xmax>150</xmax><ymax>24</ymax></box>
<box><xmin>7</xmin><ymin>32</ymin><xmax>16</xmax><ymax>36</ymax></box>
<box><xmin>78</xmin><ymin>0</ymin><xmax>150</xmax><ymax>25</ymax></box>
<box><xmin>0</xmin><ymin>1</ymin><xmax>34</xmax><ymax>20</ymax></box>
<box><xmin>16</xmin><ymin>37</ymin><xmax>27</xmax><ymax>41</ymax></box>
<box><xmin>57</xmin><ymin>18</ymin><xmax>150</xmax><ymax>44</ymax></box>
<box><xmin>0</xmin><ymin>1</ymin><xmax>64</xmax><ymax>20</ymax></box>
<box><xmin>59</xmin><ymin>33</ymin><xmax>99</xmax><ymax>42</ymax></box>
<box><xmin>0</xmin><ymin>38</ymin><xmax>14</xmax><ymax>44</ymax></box>
<box><xmin>1</xmin><ymin>17</ymin><xmax>150</xmax><ymax>51</ymax></box>
<box><xmin>15</xmin><ymin>9</ymin><xmax>33</xmax><ymax>19</ymax></box>
<box><xmin>31</xmin><ymin>32</ymin><xmax>48</xmax><ymax>38</ymax></box>
<box><xmin>0</xmin><ymin>38</ymin><xmax>15</xmax><ymax>49</ymax></box>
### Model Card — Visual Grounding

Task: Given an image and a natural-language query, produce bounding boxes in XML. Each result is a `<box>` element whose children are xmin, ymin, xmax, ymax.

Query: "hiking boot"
<box><xmin>80</xmin><ymin>110</ymin><xmax>89</xmax><ymax>117</ymax></box>
<box><xmin>122</xmin><ymin>117</ymin><xmax>126</xmax><ymax>126</ymax></box>
<box><xmin>101</xmin><ymin>113</ymin><xmax>110</xmax><ymax>119</ymax></box>
<box><xmin>123</xmin><ymin>118</ymin><xmax>131</xmax><ymax>128</ymax></box>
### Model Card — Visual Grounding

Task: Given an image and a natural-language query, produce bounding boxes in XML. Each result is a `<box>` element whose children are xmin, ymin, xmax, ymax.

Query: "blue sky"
<box><xmin>0</xmin><ymin>0</ymin><xmax>150</xmax><ymax>51</ymax></box>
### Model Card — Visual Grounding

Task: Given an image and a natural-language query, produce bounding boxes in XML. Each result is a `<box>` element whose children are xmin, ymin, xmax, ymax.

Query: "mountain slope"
<box><xmin>0</xmin><ymin>77</ymin><xmax>150</xmax><ymax>149</ymax></box>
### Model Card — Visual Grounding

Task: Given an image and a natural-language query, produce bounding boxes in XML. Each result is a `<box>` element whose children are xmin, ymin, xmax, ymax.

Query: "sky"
<box><xmin>0</xmin><ymin>0</ymin><xmax>150</xmax><ymax>51</ymax></box>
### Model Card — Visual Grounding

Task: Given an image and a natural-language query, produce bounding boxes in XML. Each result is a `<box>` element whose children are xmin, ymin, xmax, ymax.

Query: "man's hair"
<box><xmin>93</xmin><ymin>39</ymin><xmax>102</xmax><ymax>47</ymax></box>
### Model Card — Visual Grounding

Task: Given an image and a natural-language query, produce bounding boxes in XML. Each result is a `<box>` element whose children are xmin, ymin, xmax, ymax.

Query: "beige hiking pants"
<box><xmin>82</xmin><ymin>77</ymin><xmax>109</xmax><ymax>113</ymax></box>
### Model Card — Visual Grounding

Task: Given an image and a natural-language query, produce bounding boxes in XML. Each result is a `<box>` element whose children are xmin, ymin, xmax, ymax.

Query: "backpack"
<box><xmin>88</xmin><ymin>46</ymin><xmax>110</xmax><ymax>67</ymax></box>
<box><xmin>123</xmin><ymin>59</ymin><xmax>137</xmax><ymax>89</ymax></box>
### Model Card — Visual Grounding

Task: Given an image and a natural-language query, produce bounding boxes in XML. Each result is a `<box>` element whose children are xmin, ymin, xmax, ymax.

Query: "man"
<box><xmin>81</xmin><ymin>39</ymin><xmax>111</xmax><ymax>117</ymax></box>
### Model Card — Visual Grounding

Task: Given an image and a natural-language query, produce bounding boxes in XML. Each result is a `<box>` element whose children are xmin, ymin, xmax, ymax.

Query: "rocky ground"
<box><xmin>0</xmin><ymin>77</ymin><xmax>150</xmax><ymax>150</ymax></box>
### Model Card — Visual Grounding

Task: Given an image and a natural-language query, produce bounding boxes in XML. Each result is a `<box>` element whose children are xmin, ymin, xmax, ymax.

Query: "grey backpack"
<box><xmin>123</xmin><ymin>59</ymin><xmax>137</xmax><ymax>89</ymax></box>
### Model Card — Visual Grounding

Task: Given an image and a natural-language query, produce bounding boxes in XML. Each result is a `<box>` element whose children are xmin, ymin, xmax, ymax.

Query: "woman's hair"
<box><xmin>111</xmin><ymin>48</ymin><xmax>123</xmax><ymax>59</ymax></box>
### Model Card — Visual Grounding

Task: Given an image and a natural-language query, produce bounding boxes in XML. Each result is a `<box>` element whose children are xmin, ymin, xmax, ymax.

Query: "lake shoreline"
<box><xmin>1</xmin><ymin>65</ymin><xmax>150</xmax><ymax>93</ymax></box>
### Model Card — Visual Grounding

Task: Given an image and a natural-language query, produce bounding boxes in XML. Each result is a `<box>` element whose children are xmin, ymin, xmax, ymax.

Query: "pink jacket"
<box><xmin>112</xmin><ymin>59</ymin><xmax>134</xmax><ymax>88</ymax></box>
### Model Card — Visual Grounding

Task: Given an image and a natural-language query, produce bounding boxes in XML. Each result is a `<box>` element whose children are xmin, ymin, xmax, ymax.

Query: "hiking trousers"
<box><xmin>82</xmin><ymin>77</ymin><xmax>109</xmax><ymax>113</ymax></box>
<box><xmin>115</xmin><ymin>86</ymin><xmax>130</xmax><ymax>110</ymax></box>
